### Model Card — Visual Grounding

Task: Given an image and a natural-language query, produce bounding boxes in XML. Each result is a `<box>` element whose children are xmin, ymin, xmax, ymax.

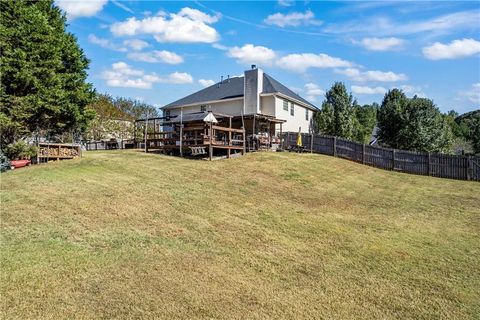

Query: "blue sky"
<box><xmin>57</xmin><ymin>0</ymin><xmax>480</xmax><ymax>114</ymax></box>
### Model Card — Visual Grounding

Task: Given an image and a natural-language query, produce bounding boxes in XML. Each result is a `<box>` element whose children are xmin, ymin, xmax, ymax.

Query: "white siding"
<box><xmin>273</xmin><ymin>96</ymin><xmax>313</xmax><ymax>133</ymax></box>
<box><xmin>260</xmin><ymin>95</ymin><xmax>275</xmax><ymax>116</ymax></box>
<box><xmin>167</xmin><ymin>99</ymin><xmax>244</xmax><ymax>117</ymax></box>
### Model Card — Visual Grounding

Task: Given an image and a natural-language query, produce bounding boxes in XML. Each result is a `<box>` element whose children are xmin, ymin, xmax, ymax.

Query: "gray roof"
<box><xmin>163</xmin><ymin>73</ymin><xmax>318</xmax><ymax>110</ymax></box>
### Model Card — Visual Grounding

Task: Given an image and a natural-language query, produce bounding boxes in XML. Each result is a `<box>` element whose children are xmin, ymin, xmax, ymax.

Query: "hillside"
<box><xmin>1</xmin><ymin>151</ymin><xmax>479</xmax><ymax>319</ymax></box>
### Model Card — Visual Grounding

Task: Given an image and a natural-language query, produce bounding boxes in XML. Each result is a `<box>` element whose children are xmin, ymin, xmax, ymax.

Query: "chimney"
<box><xmin>243</xmin><ymin>67</ymin><xmax>263</xmax><ymax>115</ymax></box>
<box><xmin>227</xmin><ymin>75</ymin><xmax>230</xmax><ymax>83</ymax></box>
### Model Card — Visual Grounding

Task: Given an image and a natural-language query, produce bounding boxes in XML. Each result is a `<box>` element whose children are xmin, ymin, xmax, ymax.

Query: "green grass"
<box><xmin>1</xmin><ymin>150</ymin><xmax>479</xmax><ymax>319</ymax></box>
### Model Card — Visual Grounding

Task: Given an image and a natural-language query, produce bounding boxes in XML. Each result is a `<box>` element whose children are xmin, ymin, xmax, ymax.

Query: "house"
<box><xmin>162</xmin><ymin>66</ymin><xmax>318</xmax><ymax>139</ymax></box>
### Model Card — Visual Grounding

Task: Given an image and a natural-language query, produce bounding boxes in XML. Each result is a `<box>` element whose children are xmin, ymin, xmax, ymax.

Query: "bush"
<box><xmin>3</xmin><ymin>141</ymin><xmax>38</xmax><ymax>160</ymax></box>
<box><xmin>0</xmin><ymin>151</ymin><xmax>11</xmax><ymax>172</ymax></box>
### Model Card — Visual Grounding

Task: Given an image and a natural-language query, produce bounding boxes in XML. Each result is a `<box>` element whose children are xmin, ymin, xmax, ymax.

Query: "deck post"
<box><xmin>279</xmin><ymin>123</ymin><xmax>283</xmax><ymax>149</ymax></box>
<box><xmin>209</xmin><ymin>121</ymin><xmax>213</xmax><ymax>161</ymax></box>
<box><xmin>180</xmin><ymin>108</ymin><xmax>183</xmax><ymax>157</ymax></box>
<box><xmin>227</xmin><ymin>117</ymin><xmax>232</xmax><ymax>158</ymax></box>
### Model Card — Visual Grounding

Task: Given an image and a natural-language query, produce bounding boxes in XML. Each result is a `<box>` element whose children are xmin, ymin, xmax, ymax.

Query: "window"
<box><xmin>305</xmin><ymin>108</ymin><xmax>309</xmax><ymax>121</ymax></box>
<box><xmin>165</xmin><ymin>110</ymin><xmax>171</xmax><ymax>117</ymax></box>
<box><xmin>290</xmin><ymin>103</ymin><xmax>294</xmax><ymax>116</ymax></box>
<box><xmin>283</xmin><ymin>100</ymin><xmax>288</xmax><ymax>111</ymax></box>
<box><xmin>200</xmin><ymin>105</ymin><xmax>207</xmax><ymax>112</ymax></box>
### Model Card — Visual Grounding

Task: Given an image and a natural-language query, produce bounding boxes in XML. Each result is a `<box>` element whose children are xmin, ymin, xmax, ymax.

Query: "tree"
<box><xmin>377</xmin><ymin>91</ymin><xmax>453</xmax><ymax>152</ymax></box>
<box><xmin>0</xmin><ymin>0</ymin><xmax>94</xmax><ymax>147</ymax></box>
<box><xmin>353</xmin><ymin>103</ymin><xmax>378</xmax><ymax>144</ymax></box>
<box><xmin>83</xmin><ymin>93</ymin><xmax>159</xmax><ymax>141</ymax></box>
<box><xmin>315</xmin><ymin>82</ymin><xmax>356</xmax><ymax>139</ymax></box>
<box><xmin>377</xmin><ymin>89</ymin><xmax>409</xmax><ymax>148</ymax></box>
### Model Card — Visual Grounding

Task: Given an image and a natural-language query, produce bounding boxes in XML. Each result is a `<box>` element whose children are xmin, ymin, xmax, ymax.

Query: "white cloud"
<box><xmin>264</xmin><ymin>10</ymin><xmax>322</xmax><ymax>28</ymax></box>
<box><xmin>336</xmin><ymin>68</ymin><xmax>407</xmax><ymax>82</ymax></box>
<box><xmin>101</xmin><ymin>62</ymin><xmax>193</xmax><ymax>89</ymax></box>
<box><xmin>359</xmin><ymin>37</ymin><xmax>405</xmax><ymax>51</ymax></box>
<box><xmin>304</xmin><ymin>83</ymin><xmax>325</xmax><ymax>102</ymax></box>
<box><xmin>227</xmin><ymin>44</ymin><xmax>277</xmax><ymax>66</ymax></box>
<box><xmin>278</xmin><ymin>0</ymin><xmax>295</xmax><ymax>7</ymax></box>
<box><xmin>111</xmin><ymin>0</ymin><xmax>134</xmax><ymax>14</ymax></box>
<box><xmin>166</xmin><ymin>72</ymin><xmax>193</xmax><ymax>84</ymax></box>
<box><xmin>324</xmin><ymin>11</ymin><xmax>480</xmax><ymax>36</ymax></box>
<box><xmin>88</xmin><ymin>34</ymin><xmax>127</xmax><ymax>52</ymax></box>
<box><xmin>277</xmin><ymin>53</ymin><xmax>353</xmax><ymax>72</ymax></box>
<box><xmin>398</xmin><ymin>85</ymin><xmax>426</xmax><ymax>97</ymax></box>
<box><xmin>198</xmin><ymin>79</ymin><xmax>216</xmax><ymax>87</ymax></box>
<box><xmin>351</xmin><ymin>85</ymin><xmax>387</xmax><ymax>95</ymax></box>
<box><xmin>127</xmin><ymin>50</ymin><xmax>184</xmax><ymax>64</ymax></box>
<box><xmin>123</xmin><ymin>39</ymin><xmax>150</xmax><ymax>51</ymax></box>
<box><xmin>422</xmin><ymin>38</ymin><xmax>480</xmax><ymax>60</ymax></box>
<box><xmin>461</xmin><ymin>83</ymin><xmax>480</xmax><ymax>104</ymax></box>
<box><xmin>110</xmin><ymin>7</ymin><xmax>220</xmax><ymax>43</ymax></box>
<box><xmin>56</xmin><ymin>0</ymin><xmax>108</xmax><ymax>20</ymax></box>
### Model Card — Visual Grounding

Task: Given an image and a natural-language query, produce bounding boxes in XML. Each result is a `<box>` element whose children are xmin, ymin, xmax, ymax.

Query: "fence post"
<box><xmin>333</xmin><ymin>137</ymin><xmax>337</xmax><ymax>156</ymax></box>
<box><xmin>467</xmin><ymin>155</ymin><xmax>471</xmax><ymax>181</ymax></box>
<box><xmin>310</xmin><ymin>133</ymin><xmax>313</xmax><ymax>153</ymax></box>
<box><xmin>427</xmin><ymin>152</ymin><xmax>431</xmax><ymax>176</ymax></box>
<box><xmin>362</xmin><ymin>144</ymin><xmax>365</xmax><ymax>164</ymax></box>
<box><xmin>392</xmin><ymin>149</ymin><xmax>396</xmax><ymax>170</ymax></box>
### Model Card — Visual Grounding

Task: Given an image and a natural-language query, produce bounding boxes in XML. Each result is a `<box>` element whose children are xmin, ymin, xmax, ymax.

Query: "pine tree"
<box><xmin>0</xmin><ymin>0</ymin><xmax>94</xmax><ymax>146</ymax></box>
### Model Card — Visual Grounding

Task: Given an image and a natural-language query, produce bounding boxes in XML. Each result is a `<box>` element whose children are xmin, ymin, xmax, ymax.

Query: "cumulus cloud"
<box><xmin>198</xmin><ymin>79</ymin><xmax>216</xmax><ymax>87</ymax></box>
<box><xmin>304</xmin><ymin>83</ymin><xmax>325</xmax><ymax>101</ymax></box>
<box><xmin>351</xmin><ymin>85</ymin><xmax>387</xmax><ymax>95</ymax></box>
<box><xmin>277</xmin><ymin>53</ymin><xmax>353</xmax><ymax>72</ymax></box>
<box><xmin>123</xmin><ymin>39</ymin><xmax>150</xmax><ymax>51</ymax></box>
<box><xmin>88</xmin><ymin>34</ymin><xmax>127</xmax><ymax>52</ymax></box>
<box><xmin>461</xmin><ymin>83</ymin><xmax>480</xmax><ymax>104</ymax></box>
<box><xmin>227</xmin><ymin>44</ymin><xmax>277</xmax><ymax>66</ymax></box>
<box><xmin>398</xmin><ymin>85</ymin><xmax>426</xmax><ymax>97</ymax></box>
<box><xmin>422</xmin><ymin>38</ymin><xmax>480</xmax><ymax>60</ymax></box>
<box><xmin>110</xmin><ymin>7</ymin><xmax>220</xmax><ymax>43</ymax></box>
<box><xmin>56</xmin><ymin>0</ymin><xmax>108</xmax><ymax>19</ymax></box>
<box><xmin>264</xmin><ymin>10</ymin><xmax>322</xmax><ymax>28</ymax></box>
<box><xmin>101</xmin><ymin>62</ymin><xmax>192</xmax><ymax>89</ymax></box>
<box><xmin>127</xmin><ymin>50</ymin><xmax>184</xmax><ymax>64</ymax></box>
<box><xmin>359</xmin><ymin>37</ymin><xmax>405</xmax><ymax>51</ymax></box>
<box><xmin>336</xmin><ymin>68</ymin><xmax>407</xmax><ymax>82</ymax></box>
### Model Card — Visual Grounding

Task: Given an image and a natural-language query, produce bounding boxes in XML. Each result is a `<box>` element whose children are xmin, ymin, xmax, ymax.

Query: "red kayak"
<box><xmin>10</xmin><ymin>159</ymin><xmax>31</xmax><ymax>169</ymax></box>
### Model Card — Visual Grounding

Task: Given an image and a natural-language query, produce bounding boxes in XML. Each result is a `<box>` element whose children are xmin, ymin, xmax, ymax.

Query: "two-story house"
<box><xmin>162</xmin><ymin>66</ymin><xmax>318</xmax><ymax>139</ymax></box>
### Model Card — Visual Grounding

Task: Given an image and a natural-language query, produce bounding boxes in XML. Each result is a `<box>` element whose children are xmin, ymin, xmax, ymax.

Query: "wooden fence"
<box><xmin>282</xmin><ymin>132</ymin><xmax>480</xmax><ymax>182</ymax></box>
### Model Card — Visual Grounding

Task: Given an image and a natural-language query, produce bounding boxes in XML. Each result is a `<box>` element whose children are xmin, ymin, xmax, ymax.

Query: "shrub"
<box><xmin>3</xmin><ymin>141</ymin><xmax>37</xmax><ymax>160</ymax></box>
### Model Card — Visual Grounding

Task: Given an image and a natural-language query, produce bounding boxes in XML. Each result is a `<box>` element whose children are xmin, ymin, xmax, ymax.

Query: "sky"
<box><xmin>56</xmin><ymin>0</ymin><xmax>480</xmax><ymax>114</ymax></box>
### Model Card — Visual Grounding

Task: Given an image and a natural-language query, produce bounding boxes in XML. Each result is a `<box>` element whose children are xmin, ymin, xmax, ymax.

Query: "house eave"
<box><xmin>260</xmin><ymin>92</ymin><xmax>318</xmax><ymax>111</ymax></box>
<box><xmin>163</xmin><ymin>96</ymin><xmax>244</xmax><ymax>110</ymax></box>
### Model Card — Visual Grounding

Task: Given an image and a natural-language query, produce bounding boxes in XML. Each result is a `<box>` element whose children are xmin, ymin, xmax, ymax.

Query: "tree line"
<box><xmin>314</xmin><ymin>82</ymin><xmax>479</xmax><ymax>155</ymax></box>
<box><xmin>0</xmin><ymin>0</ymin><xmax>158</xmax><ymax>159</ymax></box>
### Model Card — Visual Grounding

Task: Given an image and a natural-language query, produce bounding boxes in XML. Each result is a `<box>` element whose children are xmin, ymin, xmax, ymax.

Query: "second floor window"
<box><xmin>283</xmin><ymin>100</ymin><xmax>288</xmax><ymax>111</ymax></box>
<box><xmin>290</xmin><ymin>103</ymin><xmax>294</xmax><ymax>116</ymax></box>
<box><xmin>200</xmin><ymin>105</ymin><xmax>207</xmax><ymax>112</ymax></box>
<box><xmin>305</xmin><ymin>108</ymin><xmax>309</xmax><ymax>121</ymax></box>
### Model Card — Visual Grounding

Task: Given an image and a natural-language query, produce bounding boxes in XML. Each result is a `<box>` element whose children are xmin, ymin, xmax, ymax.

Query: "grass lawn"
<box><xmin>1</xmin><ymin>150</ymin><xmax>479</xmax><ymax>319</ymax></box>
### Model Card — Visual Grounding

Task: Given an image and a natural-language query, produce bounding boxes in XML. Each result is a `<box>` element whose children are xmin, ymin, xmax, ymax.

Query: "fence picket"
<box><xmin>282</xmin><ymin>132</ymin><xmax>479</xmax><ymax>182</ymax></box>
